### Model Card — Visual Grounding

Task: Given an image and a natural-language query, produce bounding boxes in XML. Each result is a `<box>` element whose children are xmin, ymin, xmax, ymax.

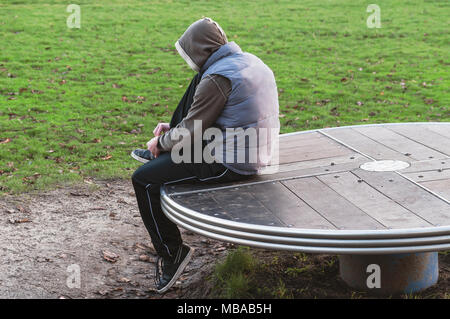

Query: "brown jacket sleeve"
<box><xmin>158</xmin><ymin>74</ymin><xmax>231</xmax><ymax>151</ymax></box>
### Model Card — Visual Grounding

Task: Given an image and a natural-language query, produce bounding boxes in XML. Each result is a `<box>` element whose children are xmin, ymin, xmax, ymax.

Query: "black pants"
<box><xmin>131</xmin><ymin>75</ymin><xmax>250</xmax><ymax>261</ymax></box>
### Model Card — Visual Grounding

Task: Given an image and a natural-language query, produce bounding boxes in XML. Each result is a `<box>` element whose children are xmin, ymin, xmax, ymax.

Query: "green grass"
<box><xmin>0</xmin><ymin>0</ymin><xmax>449</xmax><ymax>194</ymax></box>
<box><xmin>211</xmin><ymin>246</ymin><xmax>256</xmax><ymax>298</ymax></box>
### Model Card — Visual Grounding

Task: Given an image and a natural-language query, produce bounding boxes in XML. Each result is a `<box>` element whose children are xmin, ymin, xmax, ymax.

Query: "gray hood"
<box><xmin>175</xmin><ymin>18</ymin><xmax>228</xmax><ymax>72</ymax></box>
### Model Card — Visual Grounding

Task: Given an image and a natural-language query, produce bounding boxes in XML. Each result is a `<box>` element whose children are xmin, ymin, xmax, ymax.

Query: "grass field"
<box><xmin>0</xmin><ymin>0</ymin><xmax>449</xmax><ymax>194</ymax></box>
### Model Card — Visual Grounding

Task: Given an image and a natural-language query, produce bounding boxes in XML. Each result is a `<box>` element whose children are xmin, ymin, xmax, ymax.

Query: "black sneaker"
<box><xmin>131</xmin><ymin>149</ymin><xmax>155</xmax><ymax>163</ymax></box>
<box><xmin>155</xmin><ymin>244</ymin><xmax>194</xmax><ymax>294</ymax></box>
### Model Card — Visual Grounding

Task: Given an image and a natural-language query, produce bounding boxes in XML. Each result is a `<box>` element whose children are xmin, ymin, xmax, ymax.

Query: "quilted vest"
<box><xmin>201</xmin><ymin>42</ymin><xmax>280</xmax><ymax>174</ymax></box>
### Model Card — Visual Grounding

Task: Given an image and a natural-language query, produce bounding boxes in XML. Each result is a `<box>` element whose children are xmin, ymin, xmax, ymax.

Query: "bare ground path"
<box><xmin>0</xmin><ymin>179</ymin><xmax>230</xmax><ymax>299</ymax></box>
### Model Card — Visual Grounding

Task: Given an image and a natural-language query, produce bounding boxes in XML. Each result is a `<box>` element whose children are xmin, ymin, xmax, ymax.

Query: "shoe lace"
<box><xmin>155</xmin><ymin>256</ymin><xmax>164</xmax><ymax>287</ymax></box>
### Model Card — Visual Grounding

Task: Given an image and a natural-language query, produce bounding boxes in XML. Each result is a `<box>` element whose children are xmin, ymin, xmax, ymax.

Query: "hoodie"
<box><xmin>158</xmin><ymin>18</ymin><xmax>231</xmax><ymax>152</ymax></box>
<box><xmin>174</xmin><ymin>17</ymin><xmax>228</xmax><ymax>72</ymax></box>
<box><xmin>159</xmin><ymin>18</ymin><xmax>279</xmax><ymax>175</ymax></box>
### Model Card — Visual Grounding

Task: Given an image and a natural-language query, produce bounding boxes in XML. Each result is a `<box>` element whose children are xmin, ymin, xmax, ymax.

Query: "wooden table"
<box><xmin>161</xmin><ymin>122</ymin><xmax>450</xmax><ymax>295</ymax></box>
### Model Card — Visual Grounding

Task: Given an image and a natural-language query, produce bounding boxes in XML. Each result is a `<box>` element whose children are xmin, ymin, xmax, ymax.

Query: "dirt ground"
<box><xmin>0</xmin><ymin>179</ymin><xmax>448</xmax><ymax>299</ymax></box>
<box><xmin>0</xmin><ymin>179</ymin><xmax>231</xmax><ymax>299</ymax></box>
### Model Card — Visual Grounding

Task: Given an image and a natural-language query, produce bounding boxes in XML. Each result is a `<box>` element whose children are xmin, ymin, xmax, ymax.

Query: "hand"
<box><xmin>153</xmin><ymin>122</ymin><xmax>170</xmax><ymax>137</ymax></box>
<box><xmin>147</xmin><ymin>136</ymin><xmax>161</xmax><ymax>158</ymax></box>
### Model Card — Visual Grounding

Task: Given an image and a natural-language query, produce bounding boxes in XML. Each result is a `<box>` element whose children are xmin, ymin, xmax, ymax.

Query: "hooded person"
<box><xmin>131</xmin><ymin>18</ymin><xmax>279</xmax><ymax>293</ymax></box>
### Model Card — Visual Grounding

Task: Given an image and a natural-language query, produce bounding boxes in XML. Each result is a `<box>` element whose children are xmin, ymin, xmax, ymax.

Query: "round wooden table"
<box><xmin>161</xmin><ymin>122</ymin><xmax>450</xmax><ymax>295</ymax></box>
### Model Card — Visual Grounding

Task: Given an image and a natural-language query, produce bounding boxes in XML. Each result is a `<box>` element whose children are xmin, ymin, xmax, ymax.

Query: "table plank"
<box><xmin>273</xmin><ymin>153</ymin><xmax>366</xmax><ymax>174</ymax></box>
<box><xmin>420</xmin><ymin>179</ymin><xmax>450</xmax><ymax>200</ymax></box>
<box><xmin>354</xmin><ymin>126</ymin><xmax>447</xmax><ymax>161</ymax></box>
<box><xmin>279</xmin><ymin>132</ymin><xmax>329</xmax><ymax>149</ymax></box>
<box><xmin>173</xmin><ymin>192</ymin><xmax>234</xmax><ymax>221</ymax></box>
<box><xmin>318</xmin><ymin>172</ymin><xmax>431</xmax><ymax>229</ymax></box>
<box><xmin>426</xmin><ymin>124</ymin><xmax>450</xmax><ymax>140</ymax></box>
<box><xmin>403</xmin><ymin>169</ymin><xmax>450</xmax><ymax>182</ymax></box>
<box><xmin>322</xmin><ymin>127</ymin><xmax>410</xmax><ymax>161</ymax></box>
<box><xmin>353</xmin><ymin>169</ymin><xmax>450</xmax><ymax>226</ymax></box>
<box><xmin>401</xmin><ymin>158</ymin><xmax>450</xmax><ymax>173</ymax></box>
<box><xmin>249</xmin><ymin>182</ymin><xmax>336</xmax><ymax>229</ymax></box>
<box><xmin>278</xmin><ymin>135</ymin><xmax>353</xmax><ymax>164</ymax></box>
<box><xmin>166</xmin><ymin>160</ymin><xmax>365</xmax><ymax>195</ymax></box>
<box><xmin>282</xmin><ymin>177</ymin><xmax>385</xmax><ymax>230</ymax></box>
<box><xmin>210</xmin><ymin>189</ymin><xmax>286</xmax><ymax>227</ymax></box>
<box><xmin>388</xmin><ymin>124</ymin><xmax>450</xmax><ymax>156</ymax></box>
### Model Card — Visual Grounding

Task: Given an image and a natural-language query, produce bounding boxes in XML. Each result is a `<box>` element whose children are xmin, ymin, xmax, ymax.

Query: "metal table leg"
<box><xmin>338</xmin><ymin>252</ymin><xmax>439</xmax><ymax>295</ymax></box>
